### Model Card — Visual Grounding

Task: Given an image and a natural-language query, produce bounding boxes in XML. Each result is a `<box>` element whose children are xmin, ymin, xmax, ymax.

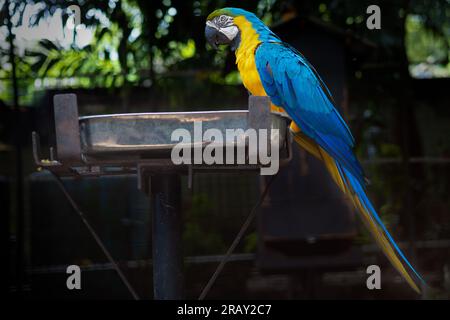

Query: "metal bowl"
<box><xmin>79</xmin><ymin>110</ymin><xmax>288</xmax><ymax>158</ymax></box>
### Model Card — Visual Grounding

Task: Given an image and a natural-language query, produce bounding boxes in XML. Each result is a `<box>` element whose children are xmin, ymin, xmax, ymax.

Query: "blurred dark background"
<box><xmin>1</xmin><ymin>0</ymin><xmax>449</xmax><ymax>299</ymax></box>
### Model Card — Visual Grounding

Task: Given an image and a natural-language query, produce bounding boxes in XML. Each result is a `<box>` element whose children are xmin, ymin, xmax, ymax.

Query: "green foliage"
<box><xmin>405</xmin><ymin>14</ymin><xmax>450</xmax><ymax>78</ymax></box>
<box><xmin>28</xmin><ymin>25</ymin><xmax>127</xmax><ymax>87</ymax></box>
<box><xmin>1</xmin><ymin>0</ymin><xmax>449</xmax><ymax>106</ymax></box>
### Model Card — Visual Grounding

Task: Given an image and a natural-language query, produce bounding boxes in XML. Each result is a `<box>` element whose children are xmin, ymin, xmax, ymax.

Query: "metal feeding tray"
<box><xmin>80</xmin><ymin>110</ymin><xmax>286</xmax><ymax>159</ymax></box>
<box><xmin>33</xmin><ymin>94</ymin><xmax>292</xmax><ymax>178</ymax></box>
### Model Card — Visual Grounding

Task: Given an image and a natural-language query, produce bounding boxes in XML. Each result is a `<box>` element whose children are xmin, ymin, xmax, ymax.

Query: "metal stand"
<box><xmin>149</xmin><ymin>175</ymin><xmax>183</xmax><ymax>299</ymax></box>
<box><xmin>32</xmin><ymin>93</ymin><xmax>292</xmax><ymax>300</ymax></box>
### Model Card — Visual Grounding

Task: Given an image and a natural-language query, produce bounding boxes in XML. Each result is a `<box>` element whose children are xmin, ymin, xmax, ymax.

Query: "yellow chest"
<box><xmin>233</xmin><ymin>17</ymin><xmax>285</xmax><ymax>115</ymax></box>
<box><xmin>236</xmin><ymin>49</ymin><xmax>285</xmax><ymax>115</ymax></box>
<box><xmin>234</xmin><ymin>16</ymin><xmax>266</xmax><ymax>96</ymax></box>
<box><xmin>236</xmin><ymin>47</ymin><xmax>267</xmax><ymax>96</ymax></box>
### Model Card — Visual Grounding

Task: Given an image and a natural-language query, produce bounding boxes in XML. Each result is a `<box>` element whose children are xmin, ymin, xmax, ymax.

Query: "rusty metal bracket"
<box><xmin>32</xmin><ymin>94</ymin><xmax>84</xmax><ymax>176</ymax></box>
<box><xmin>53</xmin><ymin>94</ymin><xmax>82</xmax><ymax>165</ymax></box>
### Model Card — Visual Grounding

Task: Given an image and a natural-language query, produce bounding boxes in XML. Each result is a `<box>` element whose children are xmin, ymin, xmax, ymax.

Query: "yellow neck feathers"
<box><xmin>233</xmin><ymin>16</ymin><xmax>266</xmax><ymax>96</ymax></box>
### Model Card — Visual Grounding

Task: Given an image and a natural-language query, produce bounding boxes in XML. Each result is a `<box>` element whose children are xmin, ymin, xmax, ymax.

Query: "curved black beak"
<box><xmin>205</xmin><ymin>24</ymin><xmax>218</xmax><ymax>49</ymax></box>
<box><xmin>205</xmin><ymin>24</ymin><xmax>231</xmax><ymax>50</ymax></box>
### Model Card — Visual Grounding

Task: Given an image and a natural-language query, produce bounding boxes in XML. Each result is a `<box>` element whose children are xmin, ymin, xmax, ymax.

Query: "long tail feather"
<box><xmin>293</xmin><ymin>129</ymin><xmax>425</xmax><ymax>293</ymax></box>
<box><xmin>337</xmin><ymin>164</ymin><xmax>424</xmax><ymax>293</ymax></box>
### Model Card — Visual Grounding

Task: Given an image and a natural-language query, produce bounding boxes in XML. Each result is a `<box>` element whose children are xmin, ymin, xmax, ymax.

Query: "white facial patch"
<box><xmin>207</xmin><ymin>15</ymin><xmax>239</xmax><ymax>41</ymax></box>
<box><xmin>219</xmin><ymin>25</ymin><xmax>239</xmax><ymax>41</ymax></box>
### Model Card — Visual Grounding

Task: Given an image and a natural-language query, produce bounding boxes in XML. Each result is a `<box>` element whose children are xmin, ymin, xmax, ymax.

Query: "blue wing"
<box><xmin>255</xmin><ymin>42</ymin><xmax>365</xmax><ymax>185</ymax></box>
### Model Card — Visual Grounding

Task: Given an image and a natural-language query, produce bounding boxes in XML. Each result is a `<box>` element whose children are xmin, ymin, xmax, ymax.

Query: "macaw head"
<box><xmin>205</xmin><ymin>8</ymin><xmax>279</xmax><ymax>51</ymax></box>
<box><xmin>205</xmin><ymin>8</ymin><xmax>242</xmax><ymax>51</ymax></box>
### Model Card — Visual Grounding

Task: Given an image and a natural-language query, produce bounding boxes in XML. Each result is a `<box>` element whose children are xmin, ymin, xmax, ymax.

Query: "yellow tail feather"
<box><xmin>291</xmin><ymin>127</ymin><xmax>421</xmax><ymax>293</ymax></box>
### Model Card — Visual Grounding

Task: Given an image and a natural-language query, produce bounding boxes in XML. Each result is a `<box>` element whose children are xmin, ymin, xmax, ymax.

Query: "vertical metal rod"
<box><xmin>150</xmin><ymin>175</ymin><xmax>183</xmax><ymax>299</ymax></box>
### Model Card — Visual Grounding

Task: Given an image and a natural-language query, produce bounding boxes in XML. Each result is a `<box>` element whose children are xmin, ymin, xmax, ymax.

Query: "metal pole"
<box><xmin>150</xmin><ymin>174</ymin><xmax>183</xmax><ymax>299</ymax></box>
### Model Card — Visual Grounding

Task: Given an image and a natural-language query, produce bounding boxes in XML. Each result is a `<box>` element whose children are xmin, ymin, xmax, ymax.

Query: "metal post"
<box><xmin>150</xmin><ymin>174</ymin><xmax>183</xmax><ymax>299</ymax></box>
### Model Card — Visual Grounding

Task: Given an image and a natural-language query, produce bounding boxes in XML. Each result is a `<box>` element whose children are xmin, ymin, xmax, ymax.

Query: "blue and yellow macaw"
<box><xmin>205</xmin><ymin>7</ymin><xmax>425</xmax><ymax>293</ymax></box>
